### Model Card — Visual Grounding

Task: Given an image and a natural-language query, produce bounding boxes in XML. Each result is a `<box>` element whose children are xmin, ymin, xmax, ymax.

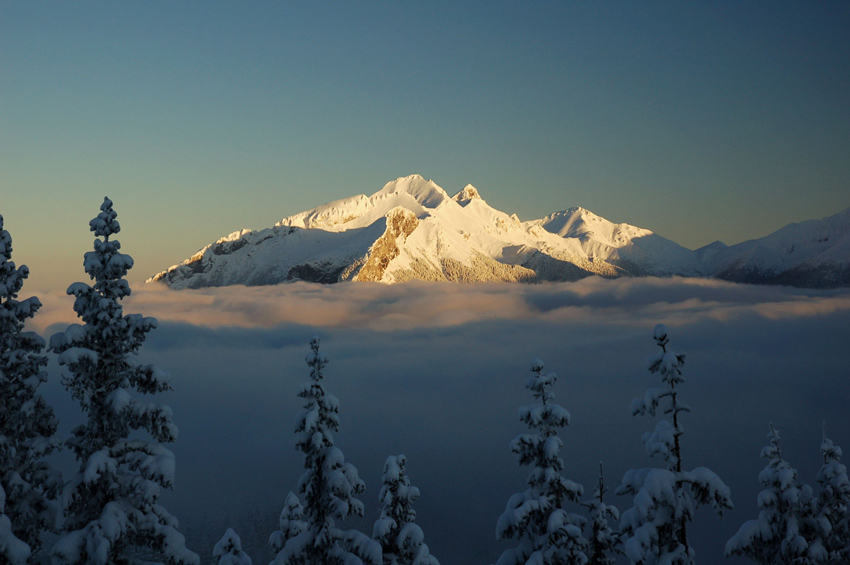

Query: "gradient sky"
<box><xmin>2</xmin><ymin>1</ymin><xmax>849</xmax><ymax>292</ymax></box>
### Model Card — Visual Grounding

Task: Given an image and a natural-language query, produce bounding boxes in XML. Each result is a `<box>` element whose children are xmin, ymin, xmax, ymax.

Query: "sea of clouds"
<box><xmin>32</xmin><ymin>277</ymin><xmax>850</xmax><ymax>564</ymax></box>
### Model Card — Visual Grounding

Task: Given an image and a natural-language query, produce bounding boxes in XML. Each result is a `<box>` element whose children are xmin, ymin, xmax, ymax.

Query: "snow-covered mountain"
<box><xmin>148</xmin><ymin>175</ymin><xmax>850</xmax><ymax>289</ymax></box>
<box><xmin>702</xmin><ymin>207</ymin><xmax>850</xmax><ymax>287</ymax></box>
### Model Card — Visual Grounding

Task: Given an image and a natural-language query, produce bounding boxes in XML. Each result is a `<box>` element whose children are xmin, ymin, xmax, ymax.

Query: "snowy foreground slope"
<box><xmin>149</xmin><ymin>175</ymin><xmax>850</xmax><ymax>289</ymax></box>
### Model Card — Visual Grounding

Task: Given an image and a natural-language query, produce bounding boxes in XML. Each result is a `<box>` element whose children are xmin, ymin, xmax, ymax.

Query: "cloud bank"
<box><xmin>30</xmin><ymin>277</ymin><xmax>850</xmax><ymax>335</ymax></box>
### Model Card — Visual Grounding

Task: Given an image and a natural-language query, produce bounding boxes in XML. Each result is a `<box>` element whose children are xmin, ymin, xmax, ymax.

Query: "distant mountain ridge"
<box><xmin>700</xmin><ymin>207</ymin><xmax>850</xmax><ymax>287</ymax></box>
<box><xmin>148</xmin><ymin>175</ymin><xmax>850</xmax><ymax>289</ymax></box>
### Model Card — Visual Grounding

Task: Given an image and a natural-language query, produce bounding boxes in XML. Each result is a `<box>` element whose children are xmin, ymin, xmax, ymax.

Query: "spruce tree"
<box><xmin>725</xmin><ymin>424</ymin><xmax>818</xmax><ymax>563</ymax></box>
<box><xmin>269</xmin><ymin>493</ymin><xmax>307</xmax><ymax>558</ymax></box>
<box><xmin>214</xmin><ymin>528</ymin><xmax>252</xmax><ymax>565</ymax></box>
<box><xmin>582</xmin><ymin>463</ymin><xmax>620</xmax><ymax>565</ymax></box>
<box><xmin>0</xmin><ymin>214</ymin><xmax>61</xmax><ymax>563</ymax></box>
<box><xmin>270</xmin><ymin>338</ymin><xmax>380</xmax><ymax>565</ymax></box>
<box><xmin>495</xmin><ymin>358</ymin><xmax>588</xmax><ymax>565</ymax></box>
<box><xmin>814</xmin><ymin>426</ymin><xmax>850</xmax><ymax>561</ymax></box>
<box><xmin>373</xmin><ymin>455</ymin><xmax>439</xmax><ymax>565</ymax></box>
<box><xmin>48</xmin><ymin>197</ymin><xmax>198</xmax><ymax>565</ymax></box>
<box><xmin>618</xmin><ymin>324</ymin><xmax>732</xmax><ymax>565</ymax></box>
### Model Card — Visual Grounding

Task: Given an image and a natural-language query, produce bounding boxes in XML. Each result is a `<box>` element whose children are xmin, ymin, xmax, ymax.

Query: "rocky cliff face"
<box><xmin>149</xmin><ymin>175</ymin><xmax>850</xmax><ymax>289</ymax></box>
<box><xmin>347</xmin><ymin>208</ymin><xmax>420</xmax><ymax>282</ymax></box>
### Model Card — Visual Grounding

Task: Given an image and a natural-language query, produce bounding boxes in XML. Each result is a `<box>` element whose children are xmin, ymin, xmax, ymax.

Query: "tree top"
<box><xmin>89</xmin><ymin>196</ymin><xmax>121</xmax><ymax>238</ymax></box>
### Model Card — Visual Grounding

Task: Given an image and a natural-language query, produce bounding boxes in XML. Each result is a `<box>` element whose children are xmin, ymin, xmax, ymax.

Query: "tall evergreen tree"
<box><xmin>495</xmin><ymin>358</ymin><xmax>588</xmax><ymax>565</ymax></box>
<box><xmin>48</xmin><ymin>198</ymin><xmax>198</xmax><ymax>565</ymax></box>
<box><xmin>373</xmin><ymin>455</ymin><xmax>439</xmax><ymax>565</ymax></box>
<box><xmin>814</xmin><ymin>426</ymin><xmax>850</xmax><ymax>561</ymax></box>
<box><xmin>269</xmin><ymin>338</ymin><xmax>380</xmax><ymax>565</ymax></box>
<box><xmin>0</xmin><ymin>214</ymin><xmax>61</xmax><ymax>563</ymax></box>
<box><xmin>582</xmin><ymin>463</ymin><xmax>620</xmax><ymax>565</ymax></box>
<box><xmin>618</xmin><ymin>324</ymin><xmax>732</xmax><ymax>565</ymax></box>
<box><xmin>725</xmin><ymin>424</ymin><xmax>819</xmax><ymax>564</ymax></box>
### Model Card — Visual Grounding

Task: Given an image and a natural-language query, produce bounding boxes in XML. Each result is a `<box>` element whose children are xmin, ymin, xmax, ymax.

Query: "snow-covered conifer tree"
<box><xmin>214</xmin><ymin>529</ymin><xmax>252</xmax><ymax>565</ymax></box>
<box><xmin>48</xmin><ymin>198</ymin><xmax>198</xmax><ymax>565</ymax></box>
<box><xmin>582</xmin><ymin>463</ymin><xmax>620</xmax><ymax>565</ymax></box>
<box><xmin>726</xmin><ymin>424</ymin><xmax>826</xmax><ymax>564</ymax></box>
<box><xmin>269</xmin><ymin>337</ymin><xmax>380</xmax><ymax>565</ymax></box>
<box><xmin>617</xmin><ymin>324</ymin><xmax>732</xmax><ymax>565</ymax></box>
<box><xmin>269</xmin><ymin>492</ymin><xmax>307</xmax><ymax>558</ymax></box>
<box><xmin>0</xmin><ymin>214</ymin><xmax>62</xmax><ymax>563</ymax></box>
<box><xmin>814</xmin><ymin>426</ymin><xmax>850</xmax><ymax>561</ymax></box>
<box><xmin>373</xmin><ymin>455</ymin><xmax>439</xmax><ymax>565</ymax></box>
<box><xmin>495</xmin><ymin>358</ymin><xmax>588</xmax><ymax>565</ymax></box>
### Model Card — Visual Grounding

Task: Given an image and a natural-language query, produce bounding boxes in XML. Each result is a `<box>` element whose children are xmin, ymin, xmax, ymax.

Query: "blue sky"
<box><xmin>1</xmin><ymin>1</ymin><xmax>848</xmax><ymax>292</ymax></box>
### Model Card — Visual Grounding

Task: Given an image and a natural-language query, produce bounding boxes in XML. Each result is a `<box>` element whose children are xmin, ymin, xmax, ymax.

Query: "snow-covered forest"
<box><xmin>3</xmin><ymin>200</ymin><xmax>850</xmax><ymax>564</ymax></box>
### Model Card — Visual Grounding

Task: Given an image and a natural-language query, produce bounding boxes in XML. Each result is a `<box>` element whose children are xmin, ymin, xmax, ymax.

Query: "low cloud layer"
<box><xmin>30</xmin><ymin>277</ymin><xmax>850</xmax><ymax>335</ymax></box>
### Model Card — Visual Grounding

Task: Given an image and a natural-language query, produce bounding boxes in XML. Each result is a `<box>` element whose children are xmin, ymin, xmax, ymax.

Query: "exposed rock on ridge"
<box><xmin>349</xmin><ymin>208</ymin><xmax>420</xmax><ymax>282</ymax></box>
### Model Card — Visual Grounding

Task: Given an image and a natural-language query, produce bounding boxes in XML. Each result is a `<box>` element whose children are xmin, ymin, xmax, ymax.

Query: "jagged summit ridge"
<box><xmin>452</xmin><ymin>184</ymin><xmax>482</xmax><ymax>204</ymax></box>
<box><xmin>277</xmin><ymin>175</ymin><xmax>445</xmax><ymax>232</ymax></box>
<box><xmin>148</xmin><ymin>176</ymin><xmax>850</xmax><ymax>289</ymax></box>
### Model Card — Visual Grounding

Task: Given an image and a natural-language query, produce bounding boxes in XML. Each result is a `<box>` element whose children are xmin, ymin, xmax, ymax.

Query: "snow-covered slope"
<box><xmin>706</xmin><ymin>208</ymin><xmax>850</xmax><ymax>287</ymax></box>
<box><xmin>148</xmin><ymin>175</ymin><xmax>850</xmax><ymax>289</ymax></box>
<box><xmin>529</xmin><ymin>207</ymin><xmax>704</xmax><ymax>277</ymax></box>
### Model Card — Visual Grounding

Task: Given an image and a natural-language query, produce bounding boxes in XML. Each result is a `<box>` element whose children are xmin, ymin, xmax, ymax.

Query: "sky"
<box><xmin>1</xmin><ymin>2</ymin><xmax>849</xmax><ymax>293</ymax></box>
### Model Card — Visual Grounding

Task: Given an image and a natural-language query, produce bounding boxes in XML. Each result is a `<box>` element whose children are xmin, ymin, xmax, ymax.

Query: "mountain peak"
<box><xmin>375</xmin><ymin>175</ymin><xmax>449</xmax><ymax>208</ymax></box>
<box><xmin>696</xmin><ymin>240</ymin><xmax>728</xmax><ymax>252</ymax></box>
<box><xmin>564</xmin><ymin>206</ymin><xmax>593</xmax><ymax>217</ymax></box>
<box><xmin>452</xmin><ymin>184</ymin><xmax>482</xmax><ymax>204</ymax></box>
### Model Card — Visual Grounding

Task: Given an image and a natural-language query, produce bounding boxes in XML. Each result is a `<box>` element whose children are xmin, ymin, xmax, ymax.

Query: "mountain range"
<box><xmin>148</xmin><ymin>175</ymin><xmax>850</xmax><ymax>289</ymax></box>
